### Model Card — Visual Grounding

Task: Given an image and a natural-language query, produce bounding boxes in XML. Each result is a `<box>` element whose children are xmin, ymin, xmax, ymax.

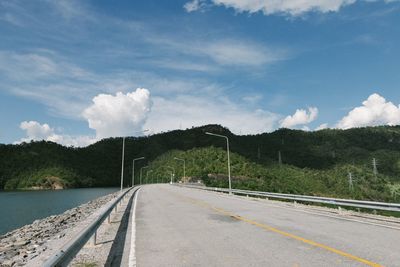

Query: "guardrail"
<box><xmin>179</xmin><ymin>184</ymin><xmax>400</xmax><ymax>213</ymax></box>
<box><xmin>43</xmin><ymin>186</ymin><xmax>138</xmax><ymax>267</ymax></box>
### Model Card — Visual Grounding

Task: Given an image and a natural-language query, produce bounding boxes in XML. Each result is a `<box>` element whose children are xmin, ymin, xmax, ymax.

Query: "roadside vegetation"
<box><xmin>3</xmin><ymin>167</ymin><xmax>94</xmax><ymax>190</ymax></box>
<box><xmin>1</xmin><ymin>124</ymin><xmax>400</xmax><ymax>201</ymax></box>
<box><xmin>145</xmin><ymin>147</ymin><xmax>397</xmax><ymax>202</ymax></box>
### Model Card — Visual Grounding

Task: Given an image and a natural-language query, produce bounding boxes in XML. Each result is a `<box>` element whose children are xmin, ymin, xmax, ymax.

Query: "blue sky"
<box><xmin>1</xmin><ymin>0</ymin><xmax>400</xmax><ymax>146</ymax></box>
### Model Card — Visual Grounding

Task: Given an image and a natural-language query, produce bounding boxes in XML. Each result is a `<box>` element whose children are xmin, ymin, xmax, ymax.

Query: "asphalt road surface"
<box><xmin>134</xmin><ymin>184</ymin><xmax>400</xmax><ymax>267</ymax></box>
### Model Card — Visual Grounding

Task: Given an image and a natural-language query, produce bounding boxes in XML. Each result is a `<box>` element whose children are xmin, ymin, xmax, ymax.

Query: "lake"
<box><xmin>0</xmin><ymin>188</ymin><xmax>119</xmax><ymax>235</ymax></box>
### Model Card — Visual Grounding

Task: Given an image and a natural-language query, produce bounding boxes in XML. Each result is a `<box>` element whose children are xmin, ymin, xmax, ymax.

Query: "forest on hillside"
<box><xmin>1</xmin><ymin>124</ymin><xmax>400</xmax><ymax>202</ymax></box>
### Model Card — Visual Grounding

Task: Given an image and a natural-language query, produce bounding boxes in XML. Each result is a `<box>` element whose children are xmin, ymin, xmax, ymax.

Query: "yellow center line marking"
<box><xmin>179</xmin><ymin>192</ymin><xmax>383</xmax><ymax>267</ymax></box>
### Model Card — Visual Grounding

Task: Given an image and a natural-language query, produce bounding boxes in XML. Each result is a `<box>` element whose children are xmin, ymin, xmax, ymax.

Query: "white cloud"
<box><xmin>336</xmin><ymin>93</ymin><xmax>400</xmax><ymax>129</ymax></box>
<box><xmin>0</xmin><ymin>51</ymin><xmax>162</xmax><ymax>119</ymax></box>
<box><xmin>0</xmin><ymin>50</ymin><xmax>240</xmax><ymax>119</ymax></box>
<box><xmin>143</xmin><ymin>35</ymin><xmax>288</xmax><ymax>67</ymax></box>
<box><xmin>185</xmin><ymin>0</ymin><xmax>400</xmax><ymax>16</ymax></box>
<box><xmin>211</xmin><ymin>0</ymin><xmax>356</xmax><ymax>16</ymax></box>
<box><xmin>15</xmin><ymin>88</ymin><xmax>152</xmax><ymax>146</ymax></box>
<box><xmin>242</xmin><ymin>94</ymin><xmax>263</xmax><ymax>104</ymax></box>
<box><xmin>184</xmin><ymin>0</ymin><xmax>207</xmax><ymax>12</ymax></box>
<box><xmin>17</xmin><ymin>121</ymin><xmax>95</xmax><ymax>147</ymax></box>
<box><xmin>315</xmin><ymin>123</ymin><xmax>329</xmax><ymax>130</ymax></box>
<box><xmin>145</xmin><ymin>95</ymin><xmax>280</xmax><ymax>135</ymax></box>
<box><xmin>198</xmin><ymin>40</ymin><xmax>286</xmax><ymax>66</ymax></box>
<box><xmin>82</xmin><ymin>89</ymin><xmax>152</xmax><ymax>139</ymax></box>
<box><xmin>280</xmin><ymin>107</ymin><xmax>318</xmax><ymax>128</ymax></box>
<box><xmin>19</xmin><ymin>121</ymin><xmax>54</xmax><ymax>141</ymax></box>
<box><xmin>0</xmin><ymin>51</ymin><xmax>88</xmax><ymax>81</ymax></box>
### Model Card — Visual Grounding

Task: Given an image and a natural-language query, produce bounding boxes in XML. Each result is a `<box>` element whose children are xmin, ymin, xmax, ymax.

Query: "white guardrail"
<box><xmin>42</xmin><ymin>186</ymin><xmax>138</xmax><ymax>267</ymax></box>
<box><xmin>179</xmin><ymin>184</ymin><xmax>400</xmax><ymax>213</ymax></box>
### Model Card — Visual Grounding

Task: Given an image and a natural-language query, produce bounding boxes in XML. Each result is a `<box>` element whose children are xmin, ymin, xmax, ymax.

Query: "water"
<box><xmin>0</xmin><ymin>188</ymin><xmax>119</xmax><ymax>235</ymax></box>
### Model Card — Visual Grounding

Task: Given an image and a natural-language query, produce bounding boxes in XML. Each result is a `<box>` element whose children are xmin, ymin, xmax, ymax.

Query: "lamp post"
<box><xmin>120</xmin><ymin>137</ymin><xmax>126</xmax><ymax>192</ymax></box>
<box><xmin>167</xmin><ymin>170</ymin><xmax>173</xmax><ymax>184</ymax></box>
<box><xmin>132</xmin><ymin>157</ymin><xmax>145</xmax><ymax>187</ymax></box>
<box><xmin>174</xmin><ymin>157</ymin><xmax>186</xmax><ymax>182</ymax></box>
<box><xmin>205</xmin><ymin>132</ymin><xmax>232</xmax><ymax>194</ymax></box>
<box><xmin>119</xmin><ymin>130</ymin><xmax>148</xmax><ymax>192</ymax></box>
<box><xmin>140</xmin><ymin>166</ymin><xmax>149</xmax><ymax>185</ymax></box>
<box><xmin>167</xmin><ymin>166</ymin><xmax>175</xmax><ymax>184</ymax></box>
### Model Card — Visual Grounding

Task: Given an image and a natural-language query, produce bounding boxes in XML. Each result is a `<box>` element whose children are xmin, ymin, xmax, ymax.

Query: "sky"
<box><xmin>1</xmin><ymin>0</ymin><xmax>400</xmax><ymax>146</ymax></box>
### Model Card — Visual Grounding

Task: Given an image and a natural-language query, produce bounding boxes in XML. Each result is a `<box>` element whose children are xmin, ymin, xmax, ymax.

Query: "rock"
<box><xmin>14</xmin><ymin>240</ymin><xmax>30</xmax><ymax>247</ymax></box>
<box><xmin>1</xmin><ymin>259</ymin><xmax>15</xmax><ymax>267</ymax></box>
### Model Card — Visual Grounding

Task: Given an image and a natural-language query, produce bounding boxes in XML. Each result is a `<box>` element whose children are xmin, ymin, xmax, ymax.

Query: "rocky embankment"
<box><xmin>0</xmin><ymin>191</ymin><xmax>119</xmax><ymax>267</ymax></box>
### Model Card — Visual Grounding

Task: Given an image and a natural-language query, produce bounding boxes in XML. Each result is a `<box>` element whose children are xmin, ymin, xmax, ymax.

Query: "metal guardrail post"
<box><xmin>89</xmin><ymin>231</ymin><xmax>97</xmax><ymax>246</ymax></box>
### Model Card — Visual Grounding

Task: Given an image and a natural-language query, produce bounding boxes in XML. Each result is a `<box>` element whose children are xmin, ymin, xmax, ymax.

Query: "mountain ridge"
<box><xmin>1</xmin><ymin>124</ymin><xmax>400</xmax><ymax>202</ymax></box>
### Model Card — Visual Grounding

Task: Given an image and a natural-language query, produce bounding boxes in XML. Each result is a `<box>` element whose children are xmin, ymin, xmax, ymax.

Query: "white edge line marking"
<box><xmin>129</xmin><ymin>188</ymin><xmax>140</xmax><ymax>267</ymax></box>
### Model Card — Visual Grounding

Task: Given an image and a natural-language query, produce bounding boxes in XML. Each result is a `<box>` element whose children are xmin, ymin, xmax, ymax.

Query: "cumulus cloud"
<box><xmin>144</xmin><ymin>95</ymin><xmax>280</xmax><ymax>135</ymax></box>
<box><xmin>17</xmin><ymin>121</ymin><xmax>95</xmax><ymax>147</ymax></box>
<box><xmin>16</xmin><ymin>88</ymin><xmax>152</xmax><ymax>146</ymax></box>
<box><xmin>19</xmin><ymin>121</ymin><xmax>54</xmax><ymax>141</ymax></box>
<box><xmin>184</xmin><ymin>0</ymin><xmax>398</xmax><ymax>16</ymax></box>
<box><xmin>336</xmin><ymin>93</ymin><xmax>400</xmax><ymax>129</ymax></box>
<box><xmin>82</xmin><ymin>89</ymin><xmax>152</xmax><ymax>139</ymax></box>
<box><xmin>280</xmin><ymin>107</ymin><xmax>318</xmax><ymax>128</ymax></box>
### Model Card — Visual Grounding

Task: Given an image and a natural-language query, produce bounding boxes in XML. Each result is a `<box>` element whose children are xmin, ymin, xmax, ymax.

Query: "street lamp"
<box><xmin>132</xmin><ymin>157</ymin><xmax>145</xmax><ymax>187</ymax></box>
<box><xmin>174</xmin><ymin>157</ymin><xmax>186</xmax><ymax>182</ymax></box>
<box><xmin>120</xmin><ymin>130</ymin><xmax>148</xmax><ymax>192</ymax></box>
<box><xmin>167</xmin><ymin>166</ymin><xmax>175</xmax><ymax>184</ymax></box>
<box><xmin>140</xmin><ymin>166</ymin><xmax>149</xmax><ymax>184</ymax></box>
<box><xmin>120</xmin><ymin>137</ymin><xmax>126</xmax><ymax>192</ymax></box>
<box><xmin>205</xmin><ymin>132</ymin><xmax>232</xmax><ymax>194</ymax></box>
<box><xmin>166</xmin><ymin>170</ymin><xmax>173</xmax><ymax>184</ymax></box>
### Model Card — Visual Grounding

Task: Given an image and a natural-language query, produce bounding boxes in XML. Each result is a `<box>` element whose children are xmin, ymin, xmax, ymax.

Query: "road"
<box><xmin>134</xmin><ymin>184</ymin><xmax>400</xmax><ymax>267</ymax></box>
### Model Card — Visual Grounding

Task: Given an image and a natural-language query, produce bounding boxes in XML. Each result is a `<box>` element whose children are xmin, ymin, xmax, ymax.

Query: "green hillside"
<box><xmin>144</xmin><ymin>147</ymin><xmax>396</xmax><ymax>201</ymax></box>
<box><xmin>0</xmin><ymin>124</ymin><xmax>400</xmax><ymax>201</ymax></box>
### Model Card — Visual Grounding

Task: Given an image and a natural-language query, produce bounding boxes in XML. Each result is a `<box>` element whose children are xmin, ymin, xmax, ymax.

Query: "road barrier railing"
<box><xmin>178</xmin><ymin>184</ymin><xmax>400</xmax><ymax>213</ymax></box>
<box><xmin>43</xmin><ymin>186</ymin><xmax>138</xmax><ymax>267</ymax></box>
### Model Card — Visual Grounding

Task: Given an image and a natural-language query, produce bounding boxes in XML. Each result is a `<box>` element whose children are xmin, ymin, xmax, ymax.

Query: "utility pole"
<box><xmin>372</xmin><ymin>158</ymin><xmax>378</xmax><ymax>177</ymax></box>
<box><xmin>348</xmin><ymin>172</ymin><xmax>354</xmax><ymax>191</ymax></box>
